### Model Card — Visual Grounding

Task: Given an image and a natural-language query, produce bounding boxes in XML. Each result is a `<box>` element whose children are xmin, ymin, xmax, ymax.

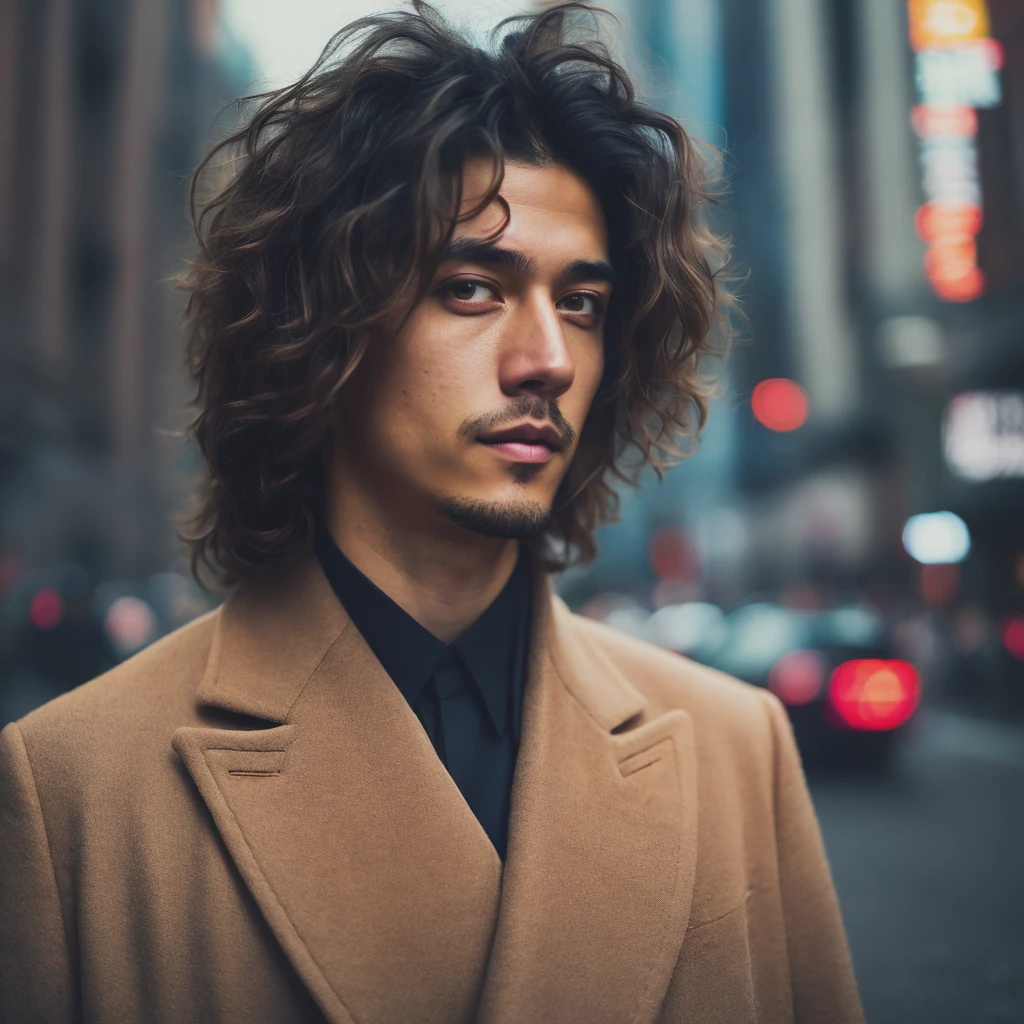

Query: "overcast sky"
<box><xmin>221</xmin><ymin>0</ymin><xmax>536</xmax><ymax>88</ymax></box>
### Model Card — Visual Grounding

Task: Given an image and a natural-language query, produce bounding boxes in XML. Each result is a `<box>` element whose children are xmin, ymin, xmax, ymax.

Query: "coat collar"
<box><xmin>191</xmin><ymin>549</ymin><xmax>347</xmax><ymax>723</ymax></box>
<box><xmin>173</xmin><ymin>547</ymin><xmax>698</xmax><ymax>1024</ymax></box>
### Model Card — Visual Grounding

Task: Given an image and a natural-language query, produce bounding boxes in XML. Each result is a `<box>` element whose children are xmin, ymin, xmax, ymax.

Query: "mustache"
<box><xmin>457</xmin><ymin>396</ymin><xmax>577</xmax><ymax>450</ymax></box>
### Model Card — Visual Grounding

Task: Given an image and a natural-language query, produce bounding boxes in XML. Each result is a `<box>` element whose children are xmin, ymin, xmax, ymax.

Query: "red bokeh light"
<box><xmin>919</xmin><ymin>210</ymin><xmax>986</xmax><ymax>302</ymax></box>
<box><xmin>911</xmin><ymin>105</ymin><xmax>978</xmax><ymax>139</ymax></box>
<box><xmin>924</xmin><ymin>238</ymin><xmax>977</xmax><ymax>274</ymax></box>
<box><xmin>1001</xmin><ymin>616</ymin><xmax>1024</xmax><ymax>662</ymax></box>
<box><xmin>928</xmin><ymin>265</ymin><xmax>985</xmax><ymax>302</ymax></box>
<box><xmin>29</xmin><ymin>588</ymin><xmax>65</xmax><ymax>630</ymax></box>
<box><xmin>649</xmin><ymin>526</ymin><xmax>697</xmax><ymax>582</ymax></box>
<box><xmin>915</xmin><ymin>202</ymin><xmax>983</xmax><ymax>244</ymax></box>
<box><xmin>828</xmin><ymin>659</ymin><xmax>920</xmax><ymax>731</ymax></box>
<box><xmin>751</xmin><ymin>378</ymin><xmax>809</xmax><ymax>432</ymax></box>
<box><xmin>769</xmin><ymin>650</ymin><xmax>826</xmax><ymax>706</ymax></box>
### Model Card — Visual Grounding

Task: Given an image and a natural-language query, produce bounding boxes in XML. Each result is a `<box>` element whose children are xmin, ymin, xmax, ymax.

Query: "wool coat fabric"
<box><xmin>0</xmin><ymin>549</ymin><xmax>865</xmax><ymax>1024</ymax></box>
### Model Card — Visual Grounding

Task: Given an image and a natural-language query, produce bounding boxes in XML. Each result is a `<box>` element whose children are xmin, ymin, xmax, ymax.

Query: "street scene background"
<box><xmin>2</xmin><ymin>1</ymin><xmax>1023</xmax><ymax>1020</ymax></box>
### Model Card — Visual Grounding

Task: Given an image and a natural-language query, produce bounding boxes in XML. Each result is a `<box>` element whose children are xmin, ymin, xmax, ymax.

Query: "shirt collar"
<box><xmin>313</xmin><ymin>525</ymin><xmax>530</xmax><ymax>739</ymax></box>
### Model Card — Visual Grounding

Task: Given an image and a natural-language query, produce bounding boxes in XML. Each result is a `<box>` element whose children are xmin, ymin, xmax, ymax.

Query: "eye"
<box><xmin>441</xmin><ymin>279</ymin><xmax>500</xmax><ymax>305</ymax></box>
<box><xmin>557</xmin><ymin>291</ymin><xmax>607</xmax><ymax>322</ymax></box>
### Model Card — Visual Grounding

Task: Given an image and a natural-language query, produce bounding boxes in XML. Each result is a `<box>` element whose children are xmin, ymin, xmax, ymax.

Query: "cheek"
<box><xmin>347</xmin><ymin>338</ymin><xmax>430</xmax><ymax>457</ymax></box>
<box><xmin>373</xmin><ymin>320</ymin><xmax>484</xmax><ymax>447</ymax></box>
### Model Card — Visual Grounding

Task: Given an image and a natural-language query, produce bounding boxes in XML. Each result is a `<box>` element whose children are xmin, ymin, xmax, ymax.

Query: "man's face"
<box><xmin>335</xmin><ymin>157</ymin><xmax>612</xmax><ymax>540</ymax></box>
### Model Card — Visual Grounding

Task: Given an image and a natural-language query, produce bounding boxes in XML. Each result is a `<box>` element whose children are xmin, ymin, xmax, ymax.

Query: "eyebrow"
<box><xmin>440</xmin><ymin>237</ymin><xmax>616</xmax><ymax>286</ymax></box>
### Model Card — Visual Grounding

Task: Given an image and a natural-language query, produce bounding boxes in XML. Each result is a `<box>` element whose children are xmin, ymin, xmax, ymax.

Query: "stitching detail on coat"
<box><xmin>686</xmin><ymin>887</ymin><xmax>756</xmax><ymax>932</ymax></box>
<box><xmin>618</xmin><ymin>751</ymin><xmax>664</xmax><ymax>778</ymax></box>
<box><xmin>207</xmin><ymin>748</ymin><xmax>287</xmax><ymax>753</ymax></box>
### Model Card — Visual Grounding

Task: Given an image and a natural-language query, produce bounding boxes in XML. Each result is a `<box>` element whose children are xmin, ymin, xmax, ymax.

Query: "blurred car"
<box><xmin>686</xmin><ymin>602</ymin><xmax>921</xmax><ymax>771</ymax></box>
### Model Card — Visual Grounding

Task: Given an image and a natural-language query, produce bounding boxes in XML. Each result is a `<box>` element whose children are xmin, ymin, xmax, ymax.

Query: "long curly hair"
<box><xmin>178</xmin><ymin>1</ymin><xmax>730</xmax><ymax>588</ymax></box>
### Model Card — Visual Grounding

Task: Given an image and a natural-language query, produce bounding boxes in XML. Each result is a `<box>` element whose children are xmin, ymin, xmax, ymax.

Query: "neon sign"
<box><xmin>908</xmin><ymin>0</ymin><xmax>1002</xmax><ymax>302</ymax></box>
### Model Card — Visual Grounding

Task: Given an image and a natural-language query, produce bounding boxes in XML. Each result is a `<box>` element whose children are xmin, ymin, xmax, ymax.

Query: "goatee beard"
<box><xmin>435</xmin><ymin>496</ymin><xmax>552</xmax><ymax>539</ymax></box>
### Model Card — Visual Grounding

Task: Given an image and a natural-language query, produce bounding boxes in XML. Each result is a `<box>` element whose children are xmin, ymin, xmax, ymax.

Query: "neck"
<box><xmin>322</xmin><ymin>475</ymin><xmax>520</xmax><ymax>645</ymax></box>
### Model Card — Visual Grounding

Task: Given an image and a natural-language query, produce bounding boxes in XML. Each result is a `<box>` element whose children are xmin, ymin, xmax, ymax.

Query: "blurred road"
<box><xmin>811</xmin><ymin>710</ymin><xmax>1024</xmax><ymax>1024</ymax></box>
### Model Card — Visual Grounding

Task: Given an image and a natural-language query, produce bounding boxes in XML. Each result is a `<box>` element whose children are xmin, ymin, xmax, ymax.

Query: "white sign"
<box><xmin>919</xmin><ymin>136</ymin><xmax>982</xmax><ymax>204</ymax></box>
<box><xmin>944</xmin><ymin>391</ymin><xmax>1024</xmax><ymax>481</ymax></box>
<box><xmin>915</xmin><ymin>44</ymin><xmax>1002</xmax><ymax>107</ymax></box>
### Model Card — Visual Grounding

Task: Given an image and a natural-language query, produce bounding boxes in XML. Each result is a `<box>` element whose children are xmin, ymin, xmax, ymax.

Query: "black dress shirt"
<box><xmin>313</xmin><ymin>527</ymin><xmax>531</xmax><ymax>861</ymax></box>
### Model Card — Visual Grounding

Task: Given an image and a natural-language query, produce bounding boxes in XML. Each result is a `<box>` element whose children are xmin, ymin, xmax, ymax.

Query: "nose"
<box><xmin>498</xmin><ymin>291</ymin><xmax>575</xmax><ymax>400</ymax></box>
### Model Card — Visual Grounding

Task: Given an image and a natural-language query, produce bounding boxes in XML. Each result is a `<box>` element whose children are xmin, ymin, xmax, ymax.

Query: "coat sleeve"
<box><xmin>0</xmin><ymin>721</ymin><xmax>76</xmax><ymax>1023</ymax></box>
<box><xmin>761</xmin><ymin>690</ymin><xmax>866</xmax><ymax>1024</ymax></box>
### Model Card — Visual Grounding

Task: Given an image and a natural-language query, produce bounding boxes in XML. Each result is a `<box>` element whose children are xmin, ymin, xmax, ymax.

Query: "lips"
<box><xmin>477</xmin><ymin>422</ymin><xmax>565</xmax><ymax>464</ymax></box>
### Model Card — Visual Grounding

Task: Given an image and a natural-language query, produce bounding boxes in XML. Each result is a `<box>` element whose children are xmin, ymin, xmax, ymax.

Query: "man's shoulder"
<box><xmin>12</xmin><ymin>607</ymin><xmax>220</xmax><ymax>756</ymax></box>
<box><xmin>562</xmin><ymin>605</ymin><xmax>775</xmax><ymax>736</ymax></box>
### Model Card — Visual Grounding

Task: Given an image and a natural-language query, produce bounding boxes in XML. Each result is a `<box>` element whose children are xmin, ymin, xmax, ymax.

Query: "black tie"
<box><xmin>417</xmin><ymin>649</ymin><xmax>512</xmax><ymax>859</ymax></box>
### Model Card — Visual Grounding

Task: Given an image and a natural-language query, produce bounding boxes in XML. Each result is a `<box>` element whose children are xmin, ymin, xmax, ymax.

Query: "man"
<box><xmin>0</xmin><ymin>4</ymin><xmax>864</xmax><ymax>1022</ymax></box>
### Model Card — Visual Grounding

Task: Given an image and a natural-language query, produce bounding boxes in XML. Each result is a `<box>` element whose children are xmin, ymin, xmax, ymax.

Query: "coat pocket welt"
<box><xmin>658</xmin><ymin>891</ymin><xmax>758</xmax><ymax>1024</ymax></box>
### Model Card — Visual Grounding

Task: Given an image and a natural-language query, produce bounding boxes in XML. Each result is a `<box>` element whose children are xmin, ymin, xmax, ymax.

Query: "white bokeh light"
<box><xmin>902</xmin><ymin>511</ymin><xmax>972</xmax><ymax>565</ymax></box>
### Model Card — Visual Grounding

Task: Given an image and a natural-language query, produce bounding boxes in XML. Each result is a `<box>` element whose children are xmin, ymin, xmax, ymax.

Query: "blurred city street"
<box><xmin>813</xmin><ymin>709</ymin><xmax>1024</xmax><ymax>1024</ymax></box>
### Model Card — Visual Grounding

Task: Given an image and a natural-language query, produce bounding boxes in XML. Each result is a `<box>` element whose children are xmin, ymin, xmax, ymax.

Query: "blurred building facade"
<box><xmin>0</xmin><ymin>0</ymin><xmax>251</xmax><ymax>583</ymax></box>
<box><xmin>0</xmin><ymin>0</ymin><xmax>252</xmax><ymax>721</ymax></box>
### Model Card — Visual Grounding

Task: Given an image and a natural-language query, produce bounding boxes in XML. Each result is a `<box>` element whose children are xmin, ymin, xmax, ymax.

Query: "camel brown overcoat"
<box><xmin>0</xmin><ymin>550</ymin><xmax>865</xmax><ymax>1024</ymax></box>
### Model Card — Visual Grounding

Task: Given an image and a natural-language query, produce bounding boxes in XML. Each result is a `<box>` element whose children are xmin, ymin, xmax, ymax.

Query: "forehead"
<box><xmin>457</xmin><ymin>156</ymin><xmax>609</xmax><ymax>260</ymax></box>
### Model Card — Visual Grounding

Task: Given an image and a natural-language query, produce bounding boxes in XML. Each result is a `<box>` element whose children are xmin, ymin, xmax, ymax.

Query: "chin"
<box><xmin>433</xmin><ymin>493</ymin><xmax>553</xmax><ymax>540</ymax></box>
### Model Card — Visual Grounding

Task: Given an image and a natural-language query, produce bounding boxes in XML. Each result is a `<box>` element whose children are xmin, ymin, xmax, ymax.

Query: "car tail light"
<box><xmin>769</xmin><ymin>649</ymin><xmax>827</xmax><ymax>706</ymax></box>
<box><xmin>828</xmin><ymin>659</ymin><xmax>920</xmax><ymax>731</ymax></box>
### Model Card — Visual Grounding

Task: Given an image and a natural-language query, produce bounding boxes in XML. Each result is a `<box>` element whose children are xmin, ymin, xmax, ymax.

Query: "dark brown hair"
<box><xmin>179</xmin><ymin>1</ymin><xmax>729</xmax><ymax>587</ymax></box>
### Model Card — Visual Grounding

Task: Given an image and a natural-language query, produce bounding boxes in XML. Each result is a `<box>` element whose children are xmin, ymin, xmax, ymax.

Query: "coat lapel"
<box><xmin>173</xmin><ymin>549</ymin><xmax>698</xmax><ymax>1024</ymax></box>
<box><xmin>172</xmin><ymin>553</ymin><xmax>502</xmax><ymax>1024</ymax></box>
<box><xmin>478</xmin><ymin>587</ymin><xmax>699</xmax><ymax>1024</ymax></box>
